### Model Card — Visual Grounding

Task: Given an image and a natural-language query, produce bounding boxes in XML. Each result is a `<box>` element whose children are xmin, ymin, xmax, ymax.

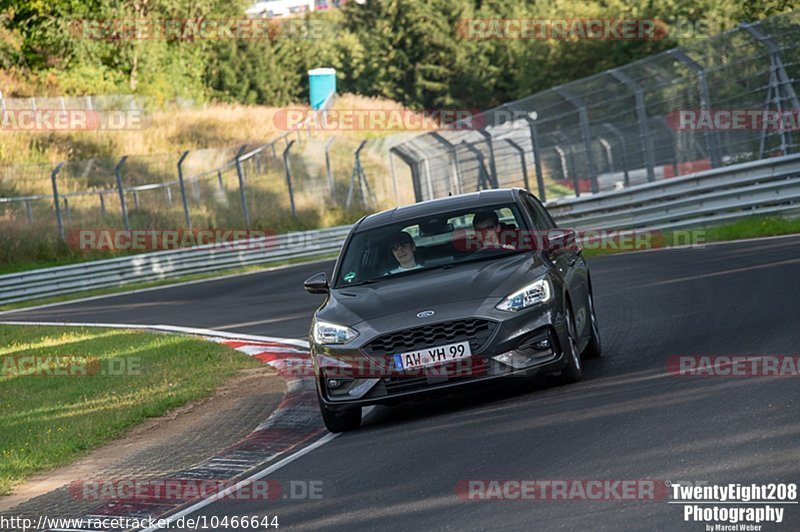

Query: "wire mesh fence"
<box><xmin>391</xmin><ymin>11</ymin><xmax>800</xmax><ymax>203</ymax></box>
<box><xmin>0</xmin><ymin>126</ymin><xmax>388</xmax><ymax>253</ymax></box>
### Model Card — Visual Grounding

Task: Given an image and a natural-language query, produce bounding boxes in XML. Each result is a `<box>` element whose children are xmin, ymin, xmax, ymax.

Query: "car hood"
<box><xmin>318</xmin><ymin>252</ymin><xmax>549</xmax><ymax>329</ymax></box>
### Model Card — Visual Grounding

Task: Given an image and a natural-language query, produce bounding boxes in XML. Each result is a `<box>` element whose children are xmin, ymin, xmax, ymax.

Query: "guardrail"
<box><xmin>548</xmin><ymin>153</ymin><xmax>800</xmax><ymax>231</ymax></box>
<box><xmin>3</xmin><ymin>153</ymin><xmax>800</xmax><ymax>305</ymax></box>
<box><xmin>0</xmin><ymin>226</ymin><xmax>351</xmax><ymax>305</ymax></box>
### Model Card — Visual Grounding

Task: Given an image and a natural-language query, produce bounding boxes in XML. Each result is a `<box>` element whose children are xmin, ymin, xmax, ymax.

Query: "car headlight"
<box><xmin>496</xmin><ymin>278</ymin><xmax>552</xmax><ymax>312</ymax></box>
<box><xmin>314</xmin><ymin>320</ymin><xmax>359</xmax><ymax>345</ymax></box>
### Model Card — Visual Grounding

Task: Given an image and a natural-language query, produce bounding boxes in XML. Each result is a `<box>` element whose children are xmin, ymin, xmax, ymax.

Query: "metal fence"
<box><xmin>3</xmin><ymin>151</ymin><xmax>799</xmax><ymax>304</ymax></box>
<box><xmin>391</xmin><ymin>12</ymin><xmax>800</xmax><ymax>203</ymax></box>
<box><xmin>0</xmin><ymin>93</ymin><xmax>196</xmax><ymax>112</ymax></box>
<box><xmin>0</xmin><ymin>225</ymin><xmax>351</xmax><ymax>304</ymax></box>
<box><xmin>0</xmin><ymin>95</ymin><xmax>390</xmax><ymax>241</ymax></box>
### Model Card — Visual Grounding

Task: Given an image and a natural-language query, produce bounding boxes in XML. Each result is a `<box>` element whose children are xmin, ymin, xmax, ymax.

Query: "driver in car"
<box><xmin>471</xmin><ymin>210</ymin><xmax>516</xmax><ymax>250</ymax></box>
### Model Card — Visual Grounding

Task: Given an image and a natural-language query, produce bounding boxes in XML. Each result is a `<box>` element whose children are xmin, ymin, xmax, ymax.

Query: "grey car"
<box><xmin>304</xmin><ymin>188</ymin><xmax>601</xmax><ymax>432</ymax></box>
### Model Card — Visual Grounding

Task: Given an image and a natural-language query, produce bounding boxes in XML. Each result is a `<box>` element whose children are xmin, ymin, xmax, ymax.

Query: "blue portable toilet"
<box><xmin>308</xmin><ymin>68</ymin><xmax>336</xmax><ymax>110</ymax></box>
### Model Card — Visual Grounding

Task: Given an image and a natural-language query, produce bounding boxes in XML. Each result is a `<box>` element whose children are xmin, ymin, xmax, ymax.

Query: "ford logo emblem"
<box><xmin>416</xmin><ymin>310</ymin><xmax>435</xmax><ymax>318</ymax></box>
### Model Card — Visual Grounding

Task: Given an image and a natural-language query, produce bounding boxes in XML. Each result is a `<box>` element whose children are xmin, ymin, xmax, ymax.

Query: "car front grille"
<box><xmin>363</xmin><ymin>318</ymin><xmax>497</xmax><ymax>356</ymax></box>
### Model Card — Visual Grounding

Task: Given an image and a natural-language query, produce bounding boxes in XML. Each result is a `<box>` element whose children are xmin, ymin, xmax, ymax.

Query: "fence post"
<box><xmin>390</xmin><ymin>145</ymin><xmax>425</xmax><ymax>203</ymax></box>
<box><xmin>430</xmin><ymin>132</ymin><xmax>463</xmax><ymax>196</ymax></box>
<box><xmin>99</xmin><ymin>193</ymin><xmax>106</xmax><ymax>217</ymax></box>
<box><xmin>554</xmin><ymin>87</ymin><xmax>599</xmax><ymax>193</ymax></box>
<box><xmin>133</xmin><ymin>190</ymin><xmax>140</xmax><ymax>209</ymax></box>
<box><xmin>742</xmin><ymin>23</ymin><xmax>800</xmax><ymax>157</ymax></box>
<box><xmin>114</xmin><ymin>156</ymin><xmax>130</xmax><ymax>231</ymax></box>
<box><xmin>283</xmin><ymin>141</ymin><xmax>297</xmax><ymax>218</ymax></box>
<box><xmin>520</xmin><ymin>114</ymin><xmax>547</xmax><ymax>202</ymax></box>
<box><xmin>610</xmin><ymin>68</ymin><xmax>656</xmax><ymax>182</ymax></box>
<box><xmin>234</xmin><ymin>144</ymin><xmax>251</xmax><ymax>228</ymax></box>
<box><xmin>63</xmin><ymin>197</ymin><xmax>71</xmax><ymax>223</ymax></box>
<box><xmin>25</xmin><ymin>200</ymin><xmax>33</xmax><ymax>224</ymax></box>
<box><xmin>462</xmin><ymin>142</ymin><xmax>492</xmax><ymax>191</ymax></box>
<box><xmin>50</xmin><ymin>163</ymin><xmax>65</xmax><ymax>240</ymax></box>
<box><xmin>217</xmin><ymin>170</ymin><xmax>224</xmax><ymax>191</ymax></box>
<box><xmin>165</xmin><ymin>186</ymin><xmax>173</xmax><ymax>206</ymax></box>
<box><xmin>177</xmin><ymin>150</ymin><xmax>192</xmax><ymax>228</ymax></box>
<box><xmin>476</xmin><ymin>130</ymin><xmax>499</xmax><ymax>188</ymax></box>
<box><xmin>325</xmin><ymin>136</ymin><xmax>336</xmax><ymax>200</ymax></box>
<box><xmin>601</xmin><ymin>123</ymin><xmax>629</xmax><ymax>186</ymax></box>
<box><xmin>352</xmin><ymin>140</ymin><xmax>374</xmax><ymax>208</ymax></box>
<box><xmin>668</xmin><ymin>49</ymin><xmax>722</xmax><ymax>168</ymax></box>
<box><xmin>388</xmin><ymin>150</ymin><xmax>400</xmax><ymax>204</ymax></box>
<box><xmin>505</xmin><ymin>139</ymin><xmax>530</xmax><ymax>191</ymax></box>
<box><xmin>0</xmin><ymin>91</ymin><xmax>6</xmax><ymax>125</ymax></box>
<box><xmin>549</xmin><ymin>136</ymin><xmax>578</xmax><ymax>197</ymax></box>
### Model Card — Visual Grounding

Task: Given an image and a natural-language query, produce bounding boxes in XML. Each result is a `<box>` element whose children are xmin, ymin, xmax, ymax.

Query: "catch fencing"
<box><xmin>391</xmin><ymin>12</ymin><xmax>800</xmax><ymax>203</ymax></box>
<box><xmin>3</xmin><ymin>151</ymin><xmax>799</xmax><ymax>304</ymax></box>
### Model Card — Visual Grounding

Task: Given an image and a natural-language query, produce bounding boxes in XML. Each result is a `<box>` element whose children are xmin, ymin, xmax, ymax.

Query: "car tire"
<box><xmin>318</xmin><ymin>393</ymin><xmax>362</xmax><ymax>433</ymax></box>
<box><xmin>553</xmin><ymin>304</ymin><xmax>583</xmax><ymax>384</ymax></box>
<box><xmin>581</xmin><ymin>289</ymin><xmax>602</xmax><ymax>359</ymax></box>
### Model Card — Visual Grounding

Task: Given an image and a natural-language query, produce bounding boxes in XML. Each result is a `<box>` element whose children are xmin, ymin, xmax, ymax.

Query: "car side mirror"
<box><xmin>544</xmin><ymin>228</ymin><xmax>577</xmax><ymax>254</ymax></box>
<box><xmin>304</xmin><ymin>272</ymin><xmax>330</xmax><ymax>294</ymax></box>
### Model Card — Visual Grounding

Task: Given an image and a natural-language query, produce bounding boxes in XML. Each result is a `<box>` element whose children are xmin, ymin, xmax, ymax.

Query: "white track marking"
<box><xmin>139</xmin><ymin>432</ymin><xmax>338</xmax><ymax>532</ymax></box>
<box><xmin>0</xmin><ymin>257</ymin><xmax>334</xmax><ymax>317</ymax></box>
<box><xmin>0</xmin><ymin>321</ymin><xmax>309</xmax><ymax>348</ymax></box>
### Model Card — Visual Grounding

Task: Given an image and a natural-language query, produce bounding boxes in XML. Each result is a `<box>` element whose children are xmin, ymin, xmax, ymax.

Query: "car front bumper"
<box><xmin>312</xmin><ymin>303</ymin><xmax>571</xmax><ymax>412</ymax></box>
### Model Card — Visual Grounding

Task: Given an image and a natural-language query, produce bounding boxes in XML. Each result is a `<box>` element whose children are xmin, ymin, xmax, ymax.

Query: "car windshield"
<box><xmin>334</xmin><ymin>203</ymin><xmax>528</xmax><ymax>287</ymax></box>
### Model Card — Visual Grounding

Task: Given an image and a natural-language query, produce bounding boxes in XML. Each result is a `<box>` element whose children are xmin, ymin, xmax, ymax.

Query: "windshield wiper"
<box><xmin>343</xmin><ymin>279</ymin><xmax>377</xmax><ymax>287</ymax></box>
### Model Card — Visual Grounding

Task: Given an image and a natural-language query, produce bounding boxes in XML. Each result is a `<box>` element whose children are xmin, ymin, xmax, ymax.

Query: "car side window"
<box><xmin>523</xmin><ymin>194</ymin><xmax>556</xmax><ymax>230</ymax></box>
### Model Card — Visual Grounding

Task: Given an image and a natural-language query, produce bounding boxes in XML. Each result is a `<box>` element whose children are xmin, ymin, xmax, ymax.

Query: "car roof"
<box><xmin>355</xmin><ymin>188</ymin><xmax>522</xmax><ymax>232</ymax></box>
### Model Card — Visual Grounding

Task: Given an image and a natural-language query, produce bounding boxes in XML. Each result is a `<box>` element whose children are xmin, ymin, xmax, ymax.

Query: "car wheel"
<box><xmin>318</xmin><ymin>392</ymin><xmax>362</xmax><ymax>433</ymax></box>
<box><xmin>582</xmin><ymin>288</ymin><xmax>602</xmax><ymax>359</ymax></box>
<box><xmin>554</xmin><ymin>304</ymin><xmax>583</xmax><ymax>384</ymax></box>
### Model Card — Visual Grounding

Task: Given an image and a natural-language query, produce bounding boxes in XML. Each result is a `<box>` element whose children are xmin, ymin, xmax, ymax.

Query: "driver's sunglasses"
<box><xmin>474</xmin><ymin>223</ymin><xmax>498</xmax><ymax>231</ymax></box>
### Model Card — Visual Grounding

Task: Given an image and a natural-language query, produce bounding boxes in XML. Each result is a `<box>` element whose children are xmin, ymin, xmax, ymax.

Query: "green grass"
<box><xmin>0</xmin><ymin>325</ymin><xmax>261</xmax><ymax>496</ymax></box>
<box><xmin>581</xmin><ymin>215</ymin><xmax>800</xmax><ymax>259</ymax></box>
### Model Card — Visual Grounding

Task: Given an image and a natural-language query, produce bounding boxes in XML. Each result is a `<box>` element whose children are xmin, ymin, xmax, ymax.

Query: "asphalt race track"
<box><xmin>2</xmin><ymin>235</ymin><xmax>799</xmax><ymax>530</ymax></box>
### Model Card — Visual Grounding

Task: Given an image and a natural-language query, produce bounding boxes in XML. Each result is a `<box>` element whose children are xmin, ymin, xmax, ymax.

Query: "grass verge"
<box><xmin>581</xmin><ymin>215</ymin><xmax>800</xmax><ymax>259</ymax></box>
<box><xmin>0</xmin><ymin>324</ymin><xmax>261</xmax><ymax>496</ymax></box>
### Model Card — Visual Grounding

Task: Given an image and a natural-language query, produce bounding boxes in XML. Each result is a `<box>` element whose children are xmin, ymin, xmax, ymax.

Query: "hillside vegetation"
<box><xmin>1</xmin><ymin>0</ymin><xmax>793</xmax><ymax>110</ymax></box>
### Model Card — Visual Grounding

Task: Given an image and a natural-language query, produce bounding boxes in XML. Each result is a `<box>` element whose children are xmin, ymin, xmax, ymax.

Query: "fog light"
<box><xmin>493</xmin><ymin>352</ymin><xmax>538</xmax><ymax>369</ymax></box>
<box><xmin>533</xmin><ymin>339</ymin><xmax>550</xmax><ymax>350</ymax></box>
<box><xmin>327</xmin><ymin>379</ymin><xmax>343</xmax><ymax>389</ymax></box>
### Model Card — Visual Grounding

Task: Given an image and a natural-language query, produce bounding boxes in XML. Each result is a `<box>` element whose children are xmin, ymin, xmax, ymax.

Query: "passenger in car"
<box><xmin>388</xmin><ymin>231</ymin><xmax>422</xmax><ymax>274</ymax></box>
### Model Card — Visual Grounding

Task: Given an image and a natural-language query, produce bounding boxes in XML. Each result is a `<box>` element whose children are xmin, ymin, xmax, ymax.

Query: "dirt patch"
<box><xmin>0</xmin><ymin>366</ymin><xmax>285</xmax><ymax>513</ymax></box>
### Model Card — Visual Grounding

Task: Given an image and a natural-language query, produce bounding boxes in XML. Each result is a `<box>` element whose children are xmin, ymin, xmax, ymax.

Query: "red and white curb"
<box><xmin>0</xmin><ymin>321</ymin><xmax>345</xmax><ymax>532</ymax></box>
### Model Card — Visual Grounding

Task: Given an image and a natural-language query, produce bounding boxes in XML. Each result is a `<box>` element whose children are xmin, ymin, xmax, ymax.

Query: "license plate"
<box><xmin>394</xmin><ymin>341</ymin><xmax>472</xmax><ymax>371</ymax></box>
